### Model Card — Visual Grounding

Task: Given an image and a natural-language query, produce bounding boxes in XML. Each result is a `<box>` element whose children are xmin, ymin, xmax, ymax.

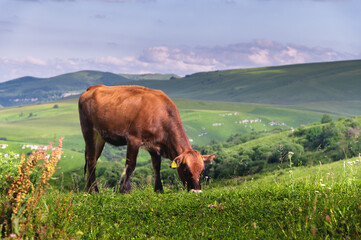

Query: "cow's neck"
<box><xmin>167</xmin><ymin>125</ymin><xmax>192</xmax><ymax>160</ymax></box>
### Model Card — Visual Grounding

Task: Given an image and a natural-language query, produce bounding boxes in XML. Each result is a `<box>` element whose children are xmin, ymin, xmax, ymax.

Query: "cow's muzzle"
<box><xmin>191</xmin><ymin>189</ymin><xmax>202</xmax><ymax>193</ymax></box>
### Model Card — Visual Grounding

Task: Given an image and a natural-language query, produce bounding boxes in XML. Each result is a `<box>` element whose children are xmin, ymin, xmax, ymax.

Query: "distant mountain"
<box><xmin>0</xmin><ymin>71</ymin><xmax>182</xmax><ymax>107</ymax></box>
<box><xmin>0</xmin><ymin>70</ymin><xmax>131</xmax><ymax>106</ymax></box>
<box><xmin>1</xmin><ymin>60</ymin><xmax>360</xmax><ymax>107</ymax></box>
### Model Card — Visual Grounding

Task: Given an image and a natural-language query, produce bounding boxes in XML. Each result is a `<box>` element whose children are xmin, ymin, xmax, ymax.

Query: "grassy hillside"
<box><xmin>1</xmin><ymin>60</ymin><xmax>361</xmax><ymax>114</ymax></box>
<box><xmin>285</xmin><ymin>100</ymin><xmax>361</xmax><ymax>117</ymax></box>
<box><xmin>0</xmin><ymin>98</ymin><xmax>329</xmax><ymax>147</ymax></box>
<box><xmin>195</xmin><ymin>114</ymin><xmax>361</xmax><ymax>184</ymax></box>
<box><xmin>137</xmin><ymin>59</ymin><xmax>361</xmax><ymax>105</ymax></box>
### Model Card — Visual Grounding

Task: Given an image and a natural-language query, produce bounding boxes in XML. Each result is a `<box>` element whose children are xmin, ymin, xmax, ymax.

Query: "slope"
<box><xmin>137</xmin><ymin>59</ymin><xmax>361</xmax><ymax>105</ymax></box>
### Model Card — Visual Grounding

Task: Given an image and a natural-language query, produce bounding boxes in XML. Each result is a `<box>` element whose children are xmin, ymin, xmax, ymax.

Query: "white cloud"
<box><xmin>248</xmin><ymin>48</ymin><xmax>271</xmax><ymax>65</ymax></box>
<box><xmin>0</xmin><ymin>40</ymin><xmax>359</xmax><ymax>82</ymax></box>
<box><xmin>140</xmin><ymin>46</ymin><xmax>170</xmax><ymax>63</ymax></box>
<box><xmin>25</xmin><ymin>56</ymin><xmax>48</xmax><ymax>66</ymax></box>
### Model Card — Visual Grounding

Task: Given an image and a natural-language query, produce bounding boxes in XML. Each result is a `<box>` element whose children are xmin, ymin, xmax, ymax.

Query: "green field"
<box><xmin>0</xmin><ymin>98</ymin><xmax>331</xmax><ymax>189</ymax></box>
<box><xmin>2</xmin><ymin>151</ymin><xmax>361</xmax><ymax>239</ymax></box>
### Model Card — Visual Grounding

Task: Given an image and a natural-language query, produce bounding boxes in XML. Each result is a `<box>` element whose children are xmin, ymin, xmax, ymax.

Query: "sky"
<box><xmin>0</xmin><ymin>0</ymin><xmax>360</xmax><ymax>82</ymax></box>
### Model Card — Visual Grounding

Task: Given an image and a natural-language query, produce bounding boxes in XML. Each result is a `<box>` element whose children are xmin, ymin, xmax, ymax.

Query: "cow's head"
<box><xmin>171</xmin><ymin>150</ymin><xmax>216</xmax><ymax>192</ymax></box>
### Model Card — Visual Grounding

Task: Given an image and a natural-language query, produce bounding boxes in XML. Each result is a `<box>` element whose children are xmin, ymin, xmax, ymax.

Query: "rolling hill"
<box><xmin>138</xmin><ymin>59</ymin><xmax>361</xmax><ymax>105</ymax></box>
<box><xmin>0</xmin><ymin>70</ymin><xmax>130</xmax><ymax>107</ymax></box>
<box><xmin>1</xmin><ymin>60</ymin><xmax>360</xmax><ymax>112</ymax></box>
<box><xmin>0</xmin><ymin>71</ymin><xmax>177</xmax><ymax>107</ymax></box>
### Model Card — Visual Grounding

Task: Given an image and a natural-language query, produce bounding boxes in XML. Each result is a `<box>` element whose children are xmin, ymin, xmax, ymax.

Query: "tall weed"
<box><xmin>0</xmin><ymin>137</ymin><xmax>70</xmax><ymax>239</ymax></box>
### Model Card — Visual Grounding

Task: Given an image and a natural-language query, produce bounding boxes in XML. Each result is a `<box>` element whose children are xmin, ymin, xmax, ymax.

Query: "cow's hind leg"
<box><xmin>150</xmin><ymin>151</ymin><xmax>163</xmax><ymax>193</ymax></box>
<box><xmin>120</xmin><ymin>141</ymin><xmax>139</xmax><ymax>193</ymax></box>
<box><xmin>84</xmin><ymin>130</ymin><xmax>105</xmax><ymax>192</ymax></box>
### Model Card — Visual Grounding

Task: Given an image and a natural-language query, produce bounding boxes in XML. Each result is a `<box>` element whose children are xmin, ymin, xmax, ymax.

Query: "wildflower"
<box><xmin>208</xmin><ymin>202</ymin><xmax>225</xmax><ymax>210</ymax></box>
<box><xmin>252</xmin><ymin>222</ymin><xmax>257</xmax><ymax>229</ymax></box>
<box><xmin>321</xmin><ymin>184</ymin><xmax>326</xmax><ymax>187</ymax></box>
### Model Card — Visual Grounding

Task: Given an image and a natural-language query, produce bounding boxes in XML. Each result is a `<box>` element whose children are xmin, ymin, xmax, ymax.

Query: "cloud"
<box><xmin>193</xmin><ymin>40</ymin><xmax>358</xmax><ymax>69</ymax></box>
<box><xmin>248</xmin><ymin>48</ymin><xmax>271</xmax><ymax>65</ymax></box>
<box><xmin>0</xmin><ymin>40</ymin><xmax>359</xmax><ymax>82</ymax></box>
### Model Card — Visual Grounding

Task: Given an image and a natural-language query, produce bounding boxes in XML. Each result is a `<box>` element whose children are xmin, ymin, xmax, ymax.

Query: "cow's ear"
<box><xmin>170</xmin><ymin>155</ymin><xmax>183</xmax><ymax>169</ymax></box>
<box><xmin>202</xmin><ymin>154</ymin><xmax>216</xmax><ymax>164</ymax></box>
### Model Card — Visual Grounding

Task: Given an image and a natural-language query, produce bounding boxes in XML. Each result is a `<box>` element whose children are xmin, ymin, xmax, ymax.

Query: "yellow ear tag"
<box><xmin>171</xmin><ymin>160</ymin><xmax>178</xmax><ymax>169</ymax></box>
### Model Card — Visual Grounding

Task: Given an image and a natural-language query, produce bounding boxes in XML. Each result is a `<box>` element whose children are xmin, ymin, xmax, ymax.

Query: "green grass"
<box><xmin>3</xmin><ymin>155</ymin><xmax>360</xmax><ymax>239</ymax></box>
<box><xmin>69</xmin><ymin>157</ymin><xmax>361</xmax><ymax>239</ymax></box>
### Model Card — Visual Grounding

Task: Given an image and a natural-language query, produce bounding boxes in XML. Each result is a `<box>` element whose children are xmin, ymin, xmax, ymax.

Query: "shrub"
<box><xmin>321</xmin><ymin>114</ymin><xmax>332</xmax><ymax>123</ymax></box>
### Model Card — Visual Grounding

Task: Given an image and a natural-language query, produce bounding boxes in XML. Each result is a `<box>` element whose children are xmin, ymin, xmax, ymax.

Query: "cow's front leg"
<box><xmin>84</xmin><ymin>130</ymin><xmax>105</xmax><ymax>193</ymax></box>
<box><xmin>150</xmin><ymin>151</ymin><xmax>163</xmax><ymax>193</ymax></box>
<box><xmin>121</xmin><ymin>142</ymin><xmax>139</xmax><ymax>193</ymax></box>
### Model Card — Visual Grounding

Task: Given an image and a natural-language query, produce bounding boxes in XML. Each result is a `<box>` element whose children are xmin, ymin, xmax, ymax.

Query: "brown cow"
<box><xmin>78</xmin><ymin>85</ymin><xmax>216</xmax><ymax>193</ymax></box>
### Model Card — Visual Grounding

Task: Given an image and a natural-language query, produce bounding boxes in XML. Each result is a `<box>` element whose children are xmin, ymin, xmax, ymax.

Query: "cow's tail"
<box><xmin>84</xmin><ymin>149</ymin><xmax>88</xmax><ymax>175</ymax></box>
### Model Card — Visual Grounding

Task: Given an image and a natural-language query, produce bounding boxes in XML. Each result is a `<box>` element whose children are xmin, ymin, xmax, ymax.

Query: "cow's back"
<box><xmin>79</xmin><ymin>85</ymin><xmax>182</xmax><ymax>146</ymax></box>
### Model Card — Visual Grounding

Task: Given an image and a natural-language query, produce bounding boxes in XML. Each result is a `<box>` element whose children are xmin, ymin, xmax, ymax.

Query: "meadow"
<box><xmin>1</xmin><ymin>144</ymin><xmax>361</xmax><ymax>239</ymax></box>
<box><xmin>0</xmin><ymin>98</ymin><xmax>328</xmax><ymax>188</ymax></box>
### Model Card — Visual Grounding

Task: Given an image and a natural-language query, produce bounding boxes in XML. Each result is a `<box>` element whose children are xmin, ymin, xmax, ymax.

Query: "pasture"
<box><xmin>1</xmin><ymin>149</ymin><xmax>360</xmax><ymax>239</ymax></box>
<box><xmin>0</xmin><ymin>98</ymin><xmax>328</xmax><ymax>188</ymax></box>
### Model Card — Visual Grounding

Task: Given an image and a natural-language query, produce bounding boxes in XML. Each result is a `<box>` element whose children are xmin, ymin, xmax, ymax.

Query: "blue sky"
<box><xmin>0</xmin><ymin>0</ymin><xmax>360</xmax><ymax>82</ymax></box>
